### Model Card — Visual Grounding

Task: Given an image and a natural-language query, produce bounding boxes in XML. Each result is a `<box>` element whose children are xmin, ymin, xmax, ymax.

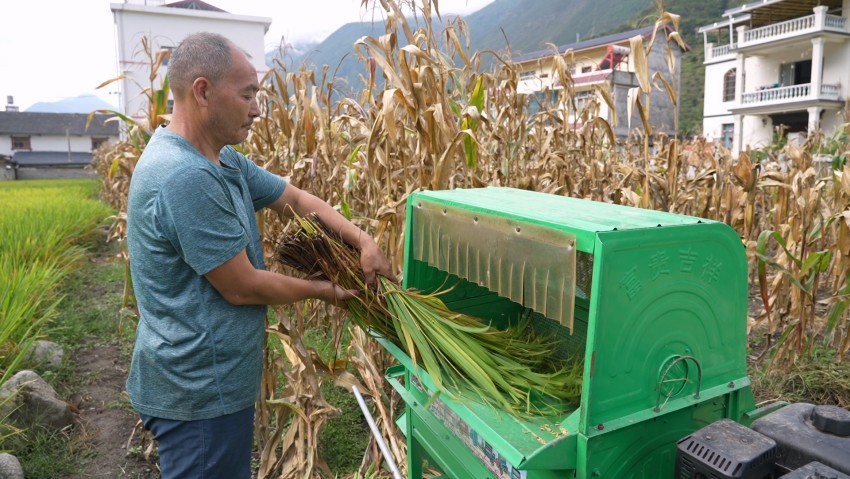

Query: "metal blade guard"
<box><xmin>382</xmin><ymin>187</ymin><xmax>758</xmax><ymax>479</ymax></box>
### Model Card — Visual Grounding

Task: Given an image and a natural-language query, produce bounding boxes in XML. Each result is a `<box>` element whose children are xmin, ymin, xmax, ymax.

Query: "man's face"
<box><xmin>207</xmin><ymin>48</ymin><xmax>260</xmax><ymax>146</ymax></box>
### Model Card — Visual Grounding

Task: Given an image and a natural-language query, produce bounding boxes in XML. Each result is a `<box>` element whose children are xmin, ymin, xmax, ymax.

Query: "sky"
<box><xmin>0</xmin><ymin>0</ymin><xmax>493</xmax><ymax>111</ymax></box>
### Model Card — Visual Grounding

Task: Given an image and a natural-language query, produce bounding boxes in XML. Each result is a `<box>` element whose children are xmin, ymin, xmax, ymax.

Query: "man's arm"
<box><xmin>268</xmin><ymin>183</ymin><xmax>393</xmax><ymax>285</ymax></box>
<box><xmin>204</xmin><ymin>182</ymin><xmax>391</xmax><ymax>307</ymax></box>
<box><xmin>205</xmin><ymin>249</ymin><xmax>352</xmax><ymax>306</ymax></box>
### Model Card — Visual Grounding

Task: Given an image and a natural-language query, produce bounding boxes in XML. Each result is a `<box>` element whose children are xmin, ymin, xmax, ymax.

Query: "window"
<box><xmin>581</xmin><ymin>66</ymin><xmax>592</xmax><ymax>74</ymax></box>
<box><xmin>167</xmin><ymin>99</ymin><xmax>174</xmax><ymax>114</ymax></box>
<box><xmin>573</xmin><ymin>90</ymin><xmax>594</xmax><ymax>110</ymax></box>
<box><xmin>91</xmin><ymin>137</ymin><xmax>109</xmax><ymax>150</ymax></box>
<box><xmin>11</xmin><ymin>136</ymin><xmax>30</xmax><ymax>150</ymax></box>
<box><xmin>519</xmin><ymin>71</ymin><xmax>536</xmax><ymax>81</ymax></box>
<box><xmin>721</xmin><ymin>123</ymin><xmax>734</xmax><ymax>149</ymax></box>
<box><xmin>723</xmin><ymin>69</ymin><xmax>736</xmax><ymax>102</ymax></box>
<box><xmin>780</xmin><ymin>60</ymin><xmax>812</xmax><ymax>86</ymax></box>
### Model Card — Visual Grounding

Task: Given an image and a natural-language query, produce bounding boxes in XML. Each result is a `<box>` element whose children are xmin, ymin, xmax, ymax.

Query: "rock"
<box><xmin>0</xmin><ymin>370</ymin><xmax>75</xmax><ymax>431</ymax></box>
<box><xmin>0</xmin><ymin>453</ymin><xmax>23</xmax><ymax>479</ymax></box>
<box><xmin>26</xmin><ymin>339</ymin><xmax>64</xmax><ymax>370</ymax></box>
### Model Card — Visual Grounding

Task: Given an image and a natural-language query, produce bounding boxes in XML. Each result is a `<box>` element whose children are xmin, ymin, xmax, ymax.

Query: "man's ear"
<box><xmin>192</xmin><ymin>77</ymin><xmax>212</xmax><ymax>106</ymax></box>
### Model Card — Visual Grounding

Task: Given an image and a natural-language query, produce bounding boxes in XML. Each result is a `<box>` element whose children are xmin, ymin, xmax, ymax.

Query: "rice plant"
<box><xmin>0</xmin><ymin>180</ymin><xmax>112</xmax><ymax>385</ymax></box>
<box><xmin>275</xmin><ymin>213</ymin><xmax>582</xmax><ymax>417</ymax></box>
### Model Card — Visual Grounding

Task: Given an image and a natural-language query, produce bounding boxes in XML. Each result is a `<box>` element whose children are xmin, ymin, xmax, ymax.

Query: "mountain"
<box><xmin>278</xmin><ymin>0</ymin><xmax>653</xmax><ymax>74</ymax></box>
<box><xmin>463</xmin><ymin>0</ymin><xmax>652</xmax><ymax>56</ymax></box>
<box><xmin>269</xmin><ymin>0</ymin><xmax>750</xmax><ymax>136</ymax></box>
<box><xmin>26</xmin><ymin>95</ymin><xmax>117</xmax><ymax>114</ymax></box>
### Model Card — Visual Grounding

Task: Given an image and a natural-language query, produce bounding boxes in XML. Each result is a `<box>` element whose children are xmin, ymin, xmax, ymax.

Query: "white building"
<box><xmin>110</xmin><ymin>0</ymin><xmax>271</xmax><ymax>120</ymax></box>
<box><xmin>700</xmin><ymin>0</ymin><xmax>849</xmax><ymax>154</ymax></box>
<box><xmin>0</xmin><ymin>97</ymin><xmax>119</xmax><ymax>180</ymax></box>
<box><xmin>513</xmin><ymin>26</ymin><xmax>688</xmax><ymax>138</ymax></box>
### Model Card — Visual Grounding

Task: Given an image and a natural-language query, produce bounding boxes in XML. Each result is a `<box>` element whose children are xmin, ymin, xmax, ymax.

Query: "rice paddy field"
<box><xmin>0</xmin><ymin>179</ymin><xmax>113</xmax><ymax>393</ymax></box>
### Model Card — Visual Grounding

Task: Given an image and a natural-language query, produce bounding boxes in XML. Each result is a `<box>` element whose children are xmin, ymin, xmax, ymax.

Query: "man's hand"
<box><xmin>359</xmin><ymin>239</ymin><xmax>393</xmax><ymax>286</ymax></box>
<box><xmin>318</xmin><ymin>281</ymin><xmax>358</xmax><ymax>307</ymax></box>
<box><xmin>269</xmin><ymin>183</ymin><xmax>393</xmax><ymax>286</ymax></box>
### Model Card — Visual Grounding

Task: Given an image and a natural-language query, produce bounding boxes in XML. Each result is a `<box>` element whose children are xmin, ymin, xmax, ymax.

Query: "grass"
<box><xmin>0</xmin><ymin>179</ymin><xmax>114</xmax><ymax>385</ymax></box>
<box><xmin>11</xmin><ymin>236</ymin><xmax>135</xmax><ymax>479</ymax></box>
<box><xmin>7</xmin><ymin>427</ymin><xmax>93</xmax><ymax>478</ymax></box>
<box><xmin>750</xmin><ymin>345</ymin><xmax>850</xmax><ymax>408</ymax></box>
<box><xmin>319</xmin><ymin>382</ymin><xmax>372</xmax><ymax>473</ymax></box>
<box><xmin>0</xmin><ymin>179</ymin><xmax>121</xmax><ymax>478</ymax></box>
<box><xmin>43</xmin><ymin>241</ymin><xmax>128</xmax><ymax>352</ymax></box>
<box><xmin>303</xmin><ymin>326</ymin><xmax>373</xmax><ymax>474</ymax></box>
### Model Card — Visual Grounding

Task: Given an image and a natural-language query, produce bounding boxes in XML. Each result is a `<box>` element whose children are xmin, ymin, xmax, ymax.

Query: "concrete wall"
<box><xmin>0</xmin><ymin>164</ymin><xmax>14</xmax><ymax>181</ymax></box>
<box><xmin>15</xmin><ymin>167</ymin><xmax>96</xmax><ymax>181</ymax></box>
<box><xmin>703</xmin><ymin>61</ymin><xmax>736</xmax><ymax>120</ymax></box>
<box><xmin>111</xmin><ymin>3</ymin><xmax>270</xmax><ymax>120</ymax></box>
<box><xmin>741</xmin><ymin>114</ymin><xmax>772</xmax><ymax>150</ymax></box>
<box><xmin>822</xmin><ymin>41</ymin><xmax>848</xmax><ymax>91</ymax></box>
<box><xmin>0</xmin><ymin>134</ymin><xmax>117</xmax><ymax>157</ymax></box>
<box><xmin>702</xmin><ymin>115</ymin><xmax>734</xmax><ymax>146</ymax></box>
<box><xmin>614</xmin><ymin>39</ymin><xmax>682</xmax><ymax>137</ymax></box>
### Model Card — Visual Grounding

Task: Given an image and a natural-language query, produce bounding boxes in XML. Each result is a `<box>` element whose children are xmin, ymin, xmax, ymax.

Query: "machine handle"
<box><xmin>654</xmin><ymin>355</ymin><xmax>702</xmax><ymax>413</ymax></box>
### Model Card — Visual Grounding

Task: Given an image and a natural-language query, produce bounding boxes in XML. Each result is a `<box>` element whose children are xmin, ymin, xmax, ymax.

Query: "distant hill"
<box><xmin>274</xmin><ymin>0</ymin><xmax>655</xmax><ymax>86</ymax></box>
<box><xmin>26</xmin><ymin>95</ymin><xmax>117</xmax><ymax>114</ymax></box>
<box><xmin>463</xmin><ymin>0</ymin><xmax>652</xmax><ymax>56</ymax></box>
<box><xmin>268</xmin><ymin>0</ymin><xmax>750</xmax><ymax>136</ymax></box>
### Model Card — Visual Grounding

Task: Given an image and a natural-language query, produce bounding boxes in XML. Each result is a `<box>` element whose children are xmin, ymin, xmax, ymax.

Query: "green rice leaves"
<box><xmin>276</xmin><ymin>213</ymin><xmax>582</xmax><ymax>417</ymax></box>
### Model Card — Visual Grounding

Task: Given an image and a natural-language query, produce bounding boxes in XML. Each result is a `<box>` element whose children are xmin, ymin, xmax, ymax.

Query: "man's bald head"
<box><xmin>168</xmin><ymin>32</ymin><xmax>234</xmax><ymax>100</ymax></box>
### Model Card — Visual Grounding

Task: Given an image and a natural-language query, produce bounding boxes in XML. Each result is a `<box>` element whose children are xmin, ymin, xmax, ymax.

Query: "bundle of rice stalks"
<box><xmin>275</xmin><ymin>213</ymin><xmax>583</xmax><ymax>417</ymax></box>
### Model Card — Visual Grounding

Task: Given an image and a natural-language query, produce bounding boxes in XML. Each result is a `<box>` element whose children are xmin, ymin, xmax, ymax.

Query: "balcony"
<box><xmin>731</xmin><ymin>82</ymin><xmax>844</xmax><ymax>114</ymax></box>
<box><xmin>705</xmin><ymin>43</ymin><xmax>737</xmax><ymax>63</ymax></box>
<box><xmin>735</xmin><ymin>11</ymin><xmax>849</xmax><ymax>52</ymax></box>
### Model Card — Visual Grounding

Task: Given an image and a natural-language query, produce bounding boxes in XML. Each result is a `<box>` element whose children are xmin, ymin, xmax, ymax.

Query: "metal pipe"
<box><xmin>351</xmin><ymin>385</ymin><xmax>403</xmax><ymax>479</ymax></box>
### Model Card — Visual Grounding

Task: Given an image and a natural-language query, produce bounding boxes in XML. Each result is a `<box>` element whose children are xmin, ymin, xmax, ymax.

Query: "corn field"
<box><xmin>93</xmin><ymin>0</ymin><xmax>850</xmax><ymax>476</ymax></box>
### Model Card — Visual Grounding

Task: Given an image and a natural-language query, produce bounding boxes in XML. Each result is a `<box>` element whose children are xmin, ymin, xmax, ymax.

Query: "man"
<box><xmin>125</xmin><ymin>32</ymin><xmax>392</xmax><ymax>478</ymax></box>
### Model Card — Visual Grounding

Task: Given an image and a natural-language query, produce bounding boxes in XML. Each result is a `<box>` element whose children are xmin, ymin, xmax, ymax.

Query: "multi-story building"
<box><xmin>513</xmin><ymin>25</ymin><xmax>688</xmax><ymax>138</ymax></box>
<box><xmin>110</xmin><ymin>0</ymin><xmax>271</xmax><ymax>120</ymax></box>
<box><xmin>700</xmin><ymin>0</ymin><xmax>849</xmax><ymax>154</ymax></box>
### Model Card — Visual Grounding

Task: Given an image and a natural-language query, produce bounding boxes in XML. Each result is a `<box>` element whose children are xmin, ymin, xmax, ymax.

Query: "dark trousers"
<box><xmin>140</xmin><ymin>406</ymin><xmax>254</xmax><ymax>479</ymax></box>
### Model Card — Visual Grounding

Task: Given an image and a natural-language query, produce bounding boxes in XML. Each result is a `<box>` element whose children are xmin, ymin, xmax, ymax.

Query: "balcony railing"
<box><xmin>741</xmin><ymin>83</ymin><xmax>842</xmax><ymax>105</ymax></box>
<box><xmin>741</xmin><ymin>13</ymin><xmax>847</xmax><ymax>46</ymax></box>
<box><xmin>825</xmin><ymin>15</ymin><xmax>847</xmax><ymax>29</ymax></box>
<box><xmin>821</xmin><ymin>83</ymin><xmax>841</xmax><ymax>97</ymax></box>
<box><xmin>743</xmin><ymin>15</ymin><xmax>815</xmax><ymax>43</ymax></box>
<box><xmin>712</xmin><ymin>43</ymin><xmax>735</xmax><ymax>58</ymax></box>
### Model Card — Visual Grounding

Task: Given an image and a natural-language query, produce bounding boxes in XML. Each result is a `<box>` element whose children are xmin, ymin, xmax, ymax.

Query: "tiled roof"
<box><xmin>0</xmin><ymin>112</ymin><xmax>118</xmax><ymax>136</ymax></box>
<box><xmin>513</xmin><ymin>25</ymin><xmax>669</xmax><ymax>64</ymax></box>
<box><xmin>12</xmin><ymin>151</ymin><xmax>92</xmax><ymax>167</ymax></box>
<box><xmin>164</xmin><ymin>0</ymin><xmax>227</xmax><ymax>12</ymax></box>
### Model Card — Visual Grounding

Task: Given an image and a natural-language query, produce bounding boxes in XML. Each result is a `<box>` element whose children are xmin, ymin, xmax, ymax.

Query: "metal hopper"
<box><xmin>382</xmin><ymin>187</ymin><xmax>760</xmax><ymax>478</ymax></box>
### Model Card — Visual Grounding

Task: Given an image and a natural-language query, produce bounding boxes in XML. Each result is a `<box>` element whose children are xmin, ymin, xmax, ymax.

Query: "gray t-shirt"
<box><xmin>126</xmin><ymin>127</ymin><xmax>285</xmax><ymax>421</ymax></box>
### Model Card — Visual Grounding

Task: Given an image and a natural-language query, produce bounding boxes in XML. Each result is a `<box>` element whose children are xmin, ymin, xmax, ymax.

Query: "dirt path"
<box><xmin>61</xmin><ymin>341</ymin><xmax>158</xmax><ymax>479</ymax></box>
<box><xmin>53</xmin><ymin>244</ymin><xmax>160</xmax><ymax>479</ymax></box>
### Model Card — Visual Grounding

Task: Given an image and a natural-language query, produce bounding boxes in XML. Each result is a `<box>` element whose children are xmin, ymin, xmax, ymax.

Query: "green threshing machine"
<box><xmin>378</xmin><ymin>186</ymin><xmax>766</xmax><ymax>478</ymax></box>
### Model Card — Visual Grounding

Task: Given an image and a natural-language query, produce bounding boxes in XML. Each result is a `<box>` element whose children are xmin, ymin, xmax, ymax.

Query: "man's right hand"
<box><xmin>318</xmin><ymin>281</ymin><xmax>357</xmax><ymax>307</ymax></box>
